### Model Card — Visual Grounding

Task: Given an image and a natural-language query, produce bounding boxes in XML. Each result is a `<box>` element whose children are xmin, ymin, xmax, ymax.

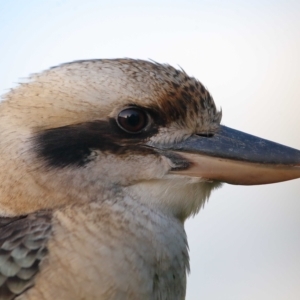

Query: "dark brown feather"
<box><xmin>0</xmin><ymin>211</ymin><xmax>52</xmax><ymax>300</ymax></box>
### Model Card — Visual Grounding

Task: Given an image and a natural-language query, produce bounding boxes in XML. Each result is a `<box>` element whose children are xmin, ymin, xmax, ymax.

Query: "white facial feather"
<box><xmin>0</xmin><ymin>59</ymin><xmax>223</xmax><ymax>299</ymax></box>
<box><xmin>0</xmin><ymin>59</ymin><xmax>221</xmax><ymax>217</ymax></box>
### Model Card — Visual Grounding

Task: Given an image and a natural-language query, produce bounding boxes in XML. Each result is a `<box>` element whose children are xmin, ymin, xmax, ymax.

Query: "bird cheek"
<box><xmin>90</xmin><ymin>153</ymin><xmax>172</xmax><ymax>185</ymax></box>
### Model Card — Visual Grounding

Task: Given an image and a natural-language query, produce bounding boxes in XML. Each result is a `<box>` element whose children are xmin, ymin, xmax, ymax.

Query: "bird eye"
<box><xmin>117</xmin><ymin>108</ymin><xmax>148</xmax><ymax>133</ymax></box>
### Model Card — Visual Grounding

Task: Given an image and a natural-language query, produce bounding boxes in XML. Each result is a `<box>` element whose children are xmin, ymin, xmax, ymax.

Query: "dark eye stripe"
<box><xmin>33</xmin><ymin>119</ymin><xmax>158</xmax><ymax>168</ymax></box>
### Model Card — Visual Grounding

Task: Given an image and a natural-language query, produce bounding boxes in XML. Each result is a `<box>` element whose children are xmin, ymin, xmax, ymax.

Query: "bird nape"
<box><xmin>0</xmin><ymin>59</ymin><xmax>299</xmax><ymax>300</ymax></box>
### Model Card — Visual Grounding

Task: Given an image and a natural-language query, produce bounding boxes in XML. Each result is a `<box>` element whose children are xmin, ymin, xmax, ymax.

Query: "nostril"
<box><xmin>197</xmin><ymin>133</ymin><xmax>214</xmax><ymax>138</ymax></box>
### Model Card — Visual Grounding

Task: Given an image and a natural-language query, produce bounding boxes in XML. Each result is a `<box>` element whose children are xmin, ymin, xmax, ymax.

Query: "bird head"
<box><xmin>0</xmin><ymin>59</ymin><xmax>299</xmax><ymax>220</ymax></box>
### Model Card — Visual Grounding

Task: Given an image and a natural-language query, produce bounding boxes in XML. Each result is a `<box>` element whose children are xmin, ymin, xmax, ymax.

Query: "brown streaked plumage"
<box><xmin>0</xmin><ymin>59</ymin><xmax>299</xmax><ymax>300</ymax></box>
<box><xmin>0</xmin><ymin>212</ymin><xmax>51</xmax><ymax>299</ymax></box>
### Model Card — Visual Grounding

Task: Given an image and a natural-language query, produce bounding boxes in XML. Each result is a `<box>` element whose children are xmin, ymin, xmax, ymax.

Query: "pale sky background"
<box><xmin>0</xmin><ymin>1</ymin><xmax>299</xmax><ymax>299</ymax></box>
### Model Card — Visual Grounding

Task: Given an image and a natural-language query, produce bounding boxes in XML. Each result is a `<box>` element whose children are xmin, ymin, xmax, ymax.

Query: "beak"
<box><xmin>159</xmin><ymin>125</ymin><xmax>300</xmax><ymax>185</ymax></box>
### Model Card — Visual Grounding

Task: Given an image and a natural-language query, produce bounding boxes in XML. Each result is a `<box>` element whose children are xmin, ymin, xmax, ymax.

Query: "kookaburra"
<box><xmin>0</xmin><ymin>59</ymin><xmax>299</xmax><ymax>300</ymax></box>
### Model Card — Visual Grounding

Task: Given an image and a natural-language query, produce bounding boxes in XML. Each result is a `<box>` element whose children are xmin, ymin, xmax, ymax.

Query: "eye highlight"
<box><xmin>117</xmin><ymin>108</ymin><xmax>148</xmax><ymax>133</ymax></box>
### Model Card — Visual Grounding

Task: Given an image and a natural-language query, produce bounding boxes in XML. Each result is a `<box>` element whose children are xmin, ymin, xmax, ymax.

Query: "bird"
<box><xmin>0</xmin><ymin>59</ymin><xmax>299</xmax><ymax>300</ymax></box>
